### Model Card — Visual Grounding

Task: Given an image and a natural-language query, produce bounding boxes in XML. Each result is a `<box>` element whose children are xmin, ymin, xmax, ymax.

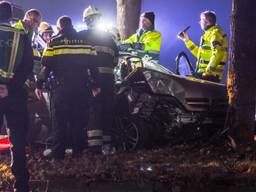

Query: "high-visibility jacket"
<box><xmin>124</xmin><ymin>29</ymin><xmax>162</xmax><ymax>60</ymax></box>
<box><xmin>13</xmin><ymin>20</ymin><xmax>42</xmax><ymax>76</ymax></box>
<box><xmin>0</xmin><ymin>23</ymin><xmax>33</xmax><ymax>92</ymax></box>
<box><xmin>185</xmin><ymin>24</ymin><xmax>228</xmax><ymax>80</ymax></box>
<box><xmin>13</xmin><ymin>20</ymin><xmax>33</xmax><ymax>40</ymax></box>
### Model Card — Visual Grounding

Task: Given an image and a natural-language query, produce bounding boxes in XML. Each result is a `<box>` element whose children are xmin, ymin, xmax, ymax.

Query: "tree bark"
<box><xmin>227</xmin><ymin>0</ymin><xmax>256</xmax><ymax>144</ymax></box>
<box><xmin>116</xmin><ymin>0</ymin><xmax>141</xmax><ymax>40</ymax></box>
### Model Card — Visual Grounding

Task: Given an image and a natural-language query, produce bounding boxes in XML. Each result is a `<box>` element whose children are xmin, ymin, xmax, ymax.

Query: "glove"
<box><xmin>118</xmin><ymin>44</ymin><xmax>131</xmax><ymax>51</ymax></box>
<box><xmin>203</xmin><ymin>67</ymin><xmax>213</xmax><ymax>76</ymax></box>
<box><xmin>131</xmin><ymin>43</ymin><xmax>144</xmax><ymax>50</ymax></box>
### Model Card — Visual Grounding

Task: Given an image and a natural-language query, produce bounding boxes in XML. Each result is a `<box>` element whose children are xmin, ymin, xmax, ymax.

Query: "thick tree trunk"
<box><xmin>116</xmin><ymin>0</ymin><xmax>141</xmax><ymax>40</ymax></box>
<box><xmin>227</xmin><ymin>0</ymin><xmax>256</xmax><ymax>144</ymax></box>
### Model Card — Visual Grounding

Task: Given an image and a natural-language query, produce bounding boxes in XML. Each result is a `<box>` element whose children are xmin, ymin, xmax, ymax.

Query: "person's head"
<box><xmin>56</xmin><ymin>16</ymin><xmax>73</xmax><ymax>31</ymax></box>
<box><xmin>0</xmin><ymin>1</ymin><xmax>12</xmax><ymax>23</ymax></box>
<box><xmin>38</xmin><ymin>22</ymin><xmax>53</xmax><ymax>43</ymax></box>
<box><xmin>82</xmin><ymin>5</ymin><xmax>101</xmax><ymax>29</ymax></box>
<box><xmin>140</xmin><ymin>11</ymin><xmax>155</xmax><ymax>30</ymax></box>
<box><xmin>199</xmin><ymin>10</ymin><xmax>216</xmax><ymax>31</ymax></box>
<box><xmin>24</xmin><ymin>9</ymin><xmax>42</xmax><ymax>31</ymax></box>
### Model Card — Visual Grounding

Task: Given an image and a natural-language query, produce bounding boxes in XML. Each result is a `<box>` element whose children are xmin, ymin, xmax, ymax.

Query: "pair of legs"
<box><xmin>50</xmin><ymin>88</ymin><xmax>88</xmax><ymax>159</ymax></box>
<box><xmin>0</xmin><ymin>95</ymin><xmax>29</xmax><ymax>192</ymax></box>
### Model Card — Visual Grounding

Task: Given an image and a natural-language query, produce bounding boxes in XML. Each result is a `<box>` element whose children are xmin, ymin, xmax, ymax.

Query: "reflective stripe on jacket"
<box><xmin>0</xmin><ymin>24</ymin><xmax>25</xmax><ymax>82</ymax></box>
<box><xmin>40</xmin><ymin>28</ymin><xmax>98</xmax><ymax>89</ymax></box>
<box><xmin>124</xmin><ymin>30</ymin><xmax>162</xmax><ymax>60</ymax></box>
<box><xmin>185</xmin><ymin>25</ymin><xmax>228</xmax><ymax>80</ymax></box>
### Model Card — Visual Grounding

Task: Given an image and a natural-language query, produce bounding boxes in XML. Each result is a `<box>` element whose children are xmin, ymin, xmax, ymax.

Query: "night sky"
<box><xmin>8</xmin><ymin>0</ymin><xmax>232</xmax><ymax>82</ymax></box>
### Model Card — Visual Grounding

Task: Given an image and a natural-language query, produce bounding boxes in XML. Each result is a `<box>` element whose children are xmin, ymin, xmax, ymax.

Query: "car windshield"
<box><xmin>142</xmin><ymin>57</ymin><xmax>174</xmax><ymax>75</ymax></box>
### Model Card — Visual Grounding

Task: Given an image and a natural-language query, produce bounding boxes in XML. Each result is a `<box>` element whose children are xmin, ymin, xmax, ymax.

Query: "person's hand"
<box><xmin>92</xmin><ymin>88</ymin><xmax>101</xmax><ymax>97</ymax></box>
<box><xmin>34</xmin><ymin>88</ymin><xmax>43</xmax><ymax>100</ymax></box>
<box><xmin>178</xmin><ymin>32</ymin><xmax>189</xmax><ymax>42</ymax></box>
<box><xmin>0</xmin><ymin>84</ymin><xmax>8</xmax><ymax>98</ymax></box>
<box><xmin>203</xmin><ymin>67</ymin><xmax>212</xmax><ymax>76</ymax></box>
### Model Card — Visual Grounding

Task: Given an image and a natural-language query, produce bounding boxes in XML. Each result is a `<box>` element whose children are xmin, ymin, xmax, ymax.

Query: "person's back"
<box><xmin>0</xmin><ymin>23</ymin><xmax>33</xmax><ymax>92</ymax></box>
<box><xmin>79</xmin><ymin>29</ymin><xmax>118</xmax><ymax>83</ymax></box>
<box><xmin>78</xmin><ymin>5</ymin><xmax>118</xmax><ymax>154</ymax></box>
<box><xmin>42</xmin><ymin>23</ymin><xmax>97</xmax><ymax>92</ymax></box>
<box><xmin>0</xmin><ymin>1</ymin><xmax>33</xmax><ymax>191</ymax></box>
<box><xmin>38</xmin><ymin>16</ymin><xmax>99</xmax><ymax>159</ymax></box>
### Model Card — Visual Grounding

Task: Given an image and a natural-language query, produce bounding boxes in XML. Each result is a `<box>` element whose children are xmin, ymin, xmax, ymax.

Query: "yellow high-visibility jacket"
<box><xmin>185</xmin><ymin>25</ymin><xmax>228</xmax><ymax>80</ymax></box>
<box><xmin>13</xmin><ymin>20</ymin><xmax>34</xmax><ymax>40</ymax></box>
<box><xmin>124</xmin><ymin>29</ymin><xmax>162</xmax><ymax>60</ymax></box>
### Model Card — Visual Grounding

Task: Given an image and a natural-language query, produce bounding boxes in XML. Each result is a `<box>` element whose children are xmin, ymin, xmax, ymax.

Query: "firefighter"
<box><xmin>178</xmin><ymin>10</ymin><xmax>228</xmax><ymax>82</ymax></box>
<box><xmin>0</xmin><ymin>1</ymin><xmax>34</xmax><ymax>191</ymax></box>
<box><xmin>120</xmin><ymin>11</ymin><xmax>162</xmax><ymax>61</ymax></box>
<box><xmin>37</xmin><ymin>21</ymin><xmax>54</xmax><ymax>53</ymax></box>
<box><xmin>79</xmin><ymin>5</ymin><xmax>118</xmax><ymax>154</ymax></box>
<box><xmin>35</xmin><ymin>16</ymin><xmax>99</xmax><ymax>159</ymax></box>
<box><xmin>36</xmin><ymin>21</ymin><xmax>54</xmax><ymax>111</ymax></box>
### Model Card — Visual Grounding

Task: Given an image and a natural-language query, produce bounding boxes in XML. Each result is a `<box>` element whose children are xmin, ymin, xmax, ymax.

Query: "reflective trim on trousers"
<box><xmin>88</xmin><ymin>139</ymin><xmax>103</xmax><ymax>147</ymax></box>
<box><xmin>87</xmin><ymin>130</ymin><xmax>103</xmax><ymax>137</ymax></box>
<box><xmin>98</xmin><ymin>67</ymin><xmax>114</xmax><ymax>74</ymax></box>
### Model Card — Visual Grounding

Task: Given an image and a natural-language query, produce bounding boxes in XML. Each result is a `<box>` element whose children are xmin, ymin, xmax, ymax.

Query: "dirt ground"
<box><xmin>1</xmin><ymin>140</ymin><xmax>256</xmax><ymax>191</ymax></box>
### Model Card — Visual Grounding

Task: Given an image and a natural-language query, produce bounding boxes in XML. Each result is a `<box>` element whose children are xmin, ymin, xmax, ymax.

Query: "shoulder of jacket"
<box><xmin>0</xmin><ymin>24</ymin><xmax>26</xmax><ymax>35</ymax></box>
<box><xmin>210</xmin><ymin>25</ymin><xmax>225</xmax><ymax>35</ymax></box>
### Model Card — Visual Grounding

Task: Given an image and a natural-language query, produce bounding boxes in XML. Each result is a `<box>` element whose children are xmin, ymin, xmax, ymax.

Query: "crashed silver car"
<box><xmin>112</xmin><ymin>52</ymin><xmax>228</xmax><ymax>151</ymax></box>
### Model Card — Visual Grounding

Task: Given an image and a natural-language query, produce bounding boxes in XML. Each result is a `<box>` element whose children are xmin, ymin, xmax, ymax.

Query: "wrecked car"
<box><xmin>112</xmin><ymin>51</ymin><xmax>228</xmax><ymax>151</ymax></box>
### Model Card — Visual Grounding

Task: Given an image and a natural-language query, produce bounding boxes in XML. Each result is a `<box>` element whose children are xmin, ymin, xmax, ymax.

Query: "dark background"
<box><xmin>8</xmin><ymin>0</ymin><xmax>232</xmax><ymax>82</ymax></box>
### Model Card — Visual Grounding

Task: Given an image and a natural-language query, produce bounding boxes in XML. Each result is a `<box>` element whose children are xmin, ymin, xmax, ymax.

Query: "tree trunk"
<box><xmin>116</xmin><ymin>0</ymin><xmax>141</xmax><ymax>40</ymax></box>
<box><xmin>227</xmin><ymin>0</ymin><xmax>256</xmax><ymax>144</ymax></box>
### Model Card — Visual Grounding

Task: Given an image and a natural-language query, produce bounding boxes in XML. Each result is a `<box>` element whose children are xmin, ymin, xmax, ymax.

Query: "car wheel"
<box><xmin>112</xmin><ymin>116</ymin><xmax>150</xmax><ymax>151</ymax></box>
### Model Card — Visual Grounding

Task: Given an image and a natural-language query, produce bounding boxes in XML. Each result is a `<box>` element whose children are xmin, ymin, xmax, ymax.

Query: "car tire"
<box><xmin>112</xmin><ymin>116</ymin><xmax>150</xmax><ymax>151</ymax></box>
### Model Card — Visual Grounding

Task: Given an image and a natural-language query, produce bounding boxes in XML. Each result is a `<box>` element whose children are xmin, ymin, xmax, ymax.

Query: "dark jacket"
<box><xmin>38</xmin><ymin>27</ymin><xmax>99</xmax><ymax>91</ymax></box>
<box><xmin>0</xmin><ymin>23</ymin><xmax>33</xmax><ymax>96</ymax></box>
<box><xmin>78</xmin><ymin>29</ymin><xmax>118</xmax><ymax>83</ymax></box>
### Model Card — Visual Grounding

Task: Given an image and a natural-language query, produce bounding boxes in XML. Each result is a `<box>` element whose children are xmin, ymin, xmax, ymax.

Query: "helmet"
<box><xmin>38</xmin><ymin>22</ymin><xmax>53</xmax><ymax>35</ymax></box>
<box><xmin>83</xmin><ymin>5</ymin><xmax>101</xmax><ymax>20</ymax></box>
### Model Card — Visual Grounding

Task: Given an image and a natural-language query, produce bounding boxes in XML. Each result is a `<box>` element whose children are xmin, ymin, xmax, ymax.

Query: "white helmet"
<box><xmin>83</xmin><ymin>5</ymin><xmax>101</xmax><ymax>19</ymax></box>
<box><xmin>38</xmin><ymin>22</ymin><xmax>53</xmax><ymax>35</ymax></box>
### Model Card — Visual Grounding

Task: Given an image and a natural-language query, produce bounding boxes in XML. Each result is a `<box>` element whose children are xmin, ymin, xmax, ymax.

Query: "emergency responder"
<box><xmin>35</xmin><ymin>16</ymin><xmax>99</xmax><ymax>159</ymax></box>
<box><xmin>0</xmin><ymin>1</ymin><xmax>34</xmax><ymax>191</ymax></box>
<box><xmin>120</xmin><ymin>11</ymin><xmax>162</xmax><ymax>61</ymax></box>
<box><xmin>13</xmin><ymin>8</ymin><xmax>42</xmax><ymax>41</ymax></box>
<box><xmin>36</xmin><ymin>21</ymin><xmax>54</xmax><ymax>111</ymax></box>
<box><xmin>37</xmin><ymin>21</ymin><xmax>54</xmax><ymax>53</ymax></box>
<box><xmin>79</xmin><ymin>5</ymin><xmax>118</xmax><ymax>154</ymax></box>
<box><xmin>13</xmin><ymin>9</ymin><xmax>42</xmax><ymax>76</ymax></box>
<box><xmin>178</xmin><ymin>10</ymin><xmax>228</xmax><ymax>82</ymax></box>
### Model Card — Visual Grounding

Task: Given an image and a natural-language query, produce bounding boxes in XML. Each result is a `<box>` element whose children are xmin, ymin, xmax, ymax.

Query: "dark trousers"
<box><xmin>50</xmin><ymin>88</ymin><xmax>88</xmax><ymax>158</ymax></box>
<box><xmin>0</xmin><ymin>95</ymin><xmax>29</xmax><ymax>192</ymax></box>
<box><xmin>87</xmin><ymin>76</ymin><xmax>115</xmax><ymax>149</ymax></box>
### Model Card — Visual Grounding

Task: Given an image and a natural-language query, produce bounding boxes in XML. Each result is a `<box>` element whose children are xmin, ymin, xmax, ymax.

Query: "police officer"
<box><xmin>79</xmin><ymin>6</ymin><xmax>118</xmax><ymax>154</ymax></box>
<box><xmin>0</xmin><ymin>1</ymin><xmax>34</xmax><ymax>191</ymax></box>
<box><xmin>178</xmin><ymin>10</ymin><xmax>228</xmax><ymax>82</ymax></box>
<box><xmin>35</xmin><ymin>16</ymin><xmax>99</xmax><ymax>159</ymax></box>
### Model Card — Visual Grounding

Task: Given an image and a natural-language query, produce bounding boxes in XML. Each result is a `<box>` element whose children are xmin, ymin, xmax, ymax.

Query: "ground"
<box><xmin>1</xmin><ymin>141</ymin><xmax>256</xmax><ymax>192</ymax></box>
